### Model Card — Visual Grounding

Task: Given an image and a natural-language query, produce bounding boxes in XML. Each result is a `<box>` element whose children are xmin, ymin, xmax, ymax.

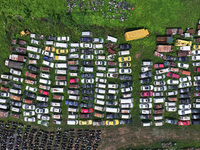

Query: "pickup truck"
<box><xmin>156</xmin><ymin>36</ymin><xmax>173</xmax><ymax>44</ymax></box>
<box><xmin>25</xmin><ymin>79</ymin><xmax>37</xmax><ymax>85</ymax></box>
<box><xmin>177</xmin><ymin>51</ymin><xmax>192</xmax><ymax>57</ymax></box>
<box><xmin>10</xmin><ymin>94</ymin><xmax>22</xmax><ymax>101</ymax></box>
<box><xmin>5</xmin><ymin>60</ymin><xmax>24</xmax><ymax>69</ymax></box>
<box><xmin>156</xmin><ymin>45</ymin><xmax>173</xmax><ymax>52</ymax></box>
<box><xmin>9</xmin><ymin>46</ymin><xmax>26</xmax><ymax>54</ymax></box>
<box><xmin>9</xmin><ymin>54</ymin><xmax>26</xmax><ymax>62</ymax></box>
<box><xmin>166</xmin><ymin>28</ymin><xmax>183</xmax><ymax>35</ymax></box>
<box><xmin>25</xmin><ymin>71</ymin><xmax>37</xmax><ymax>79</ymax></box>
<box><xmin>12</xmin><ymin>39</ymin><xmax>27</xmax><ymax>46</ymax></box>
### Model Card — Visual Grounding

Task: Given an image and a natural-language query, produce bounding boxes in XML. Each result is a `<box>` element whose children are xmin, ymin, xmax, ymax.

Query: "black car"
<box><xmin>106</xmin><ymin>113</ymin><xmax>119</xmax><ymax>119</ymax></box>
<box><xmin>192</xmin><ymin>109</ymin><xmax>200</xmax><ymax>114</ymax></box>
<box><xmin>81</xmin><ymin>89</ymin><xmax>94</xmax><ymax>95</ymax></box>
<box><xmin>36</xmin><ymin>102</ymin><xmax>48</xmax><ymax>107</ymax></box>
<box><xmin>79</xmin><ymin>102</ymin><xmax>93</xmax><ymax>108</ymax></box>
<box><xmin>191</xmin><ymin>120</ymin><xmax>200</xmax><ymax>125</ymax></box>
<box><xmin>81</xmin><ymin>60</ymin><xmax>94</xmax><ymax>66</ymax></box>
<box><xmin>80</xmin><ymin>38</ymin><xmax>92</xmax><ymax>43</ymax></box>
<box><xmin>46</xmin><ymin>36</ymin><xmax>57</xmax><ymax>41</ymax></box>
<box><xmin>179</xmin><ymin>99</ymin><xmax>191</xmax><ymax>104</ymax></box>
<box><xmin>79</xmin><ymin>113</ymin><xmax>92</xmax><ymax>119</ymax></box>
<box><xmin>81</xmin><ymin>73</ymin><xmax>94</xmax><ymax>78</ymax></box>
<box><xmin>168</xmin><ymin>85</ymin><xmax>178</xmax><ymax>90</ymax></box>
<box><xmin>119</xmin><ymin>75</ymin><xmax>132</xmax><ymax>81</ymax></box>
<box><xmin>80</xmin><ymin>49</ymin><xmax>93</xmax><ymax>54</ymax></box>
<box><xmin>191</xmin><ymin>114</ymin><xmax>200</xmax><ymax>119</ymax></box>
<box><xmin>119</xmin><ymin>119</ymin><xmax>132</xmax><ymax>125</ymax></box>
<box><xmin>179</xmin><ymin>87</ymin><xmax>191</xmax><ymax>93</ymax></box>
<box><xmin>10</xmin><ymin>82</ymin><xmax>22</xmax><ymax>89</ymax></box>
<box><xmin>179</xmin><ymin>93</ymin><xmax>191</xmax><ymax>98</ymax></box>
<box><xmin>23</xmin><ymin>90</ymin><xmax>36</xmax><ymax>99</ymax></box>
<box><xmin>81</xmin><ymin>84</ymin><xmax>94</xmax><ymax>88</ymax></box>
<box><xmin>195</xmin><ymin>86</ymin><xmax>200</xmax><ymax>91</ymax></box>
<box><xmin>106</xmin><ymin>95</ymin><xmax>117</xmax><ymax>100</ymax></box>
<box><xmin>10</xmin><ymin>100</ymin><xmax>22</xmax><ymax>107</ymax></box>
<box><xmin>118</xmin><ymin>44</ymin><xmax>132</xmax><ymax>50</ymax></box>
<box><xmin>120</xmin><ymin>81</ymin><xmax>133</xmax><ymax>88</ymax></box>
<box><xmin>178</xmin><ymin>57</ymin><xmax>189</xmax><ymax>62</ymax></box>
<box><xmin>27</xmin><ymin>65</ymin><xmax>39</xmax><ymax>72</ymax></box>
<box><xmin>139</xmin><ymin>78</ymin><xmax>152</xmax><ymax>84</ymax></box>
<box><xmin>81</xmin><ymin>96</ymin><xmax>94</xmax><ymax>101</ymax></box>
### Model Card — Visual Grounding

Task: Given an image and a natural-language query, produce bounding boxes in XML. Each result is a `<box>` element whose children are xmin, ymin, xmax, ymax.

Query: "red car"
<box><xmin>194</xmin><ymin>67</ymin><xmax>200</xmax><ymax>72</ymax></box>
<box><xmin>178</xmin><ymin>120</ymin><xmax>190</xmax><ymax>126</ymax></box>
<box><xmin>140</xmin><ymin>91</ymin><xmax>153</xmax><ymax>97</ymax></box>
<box><xmin>81</xmin><ymin>108</ymin><xmax>93</xmax><ymax>113</ymax></box>
<box><xmin>167</xmin><ymin>72</ymin><xmax>180</xmax><ymax>79</ymax></box>
<box><xmin>153</xmin><ymin>64</ymin><xmax>164</xmax><ymax>68</ymax></box>
<box><xmin>70</xmin><ymin>78</ymin><xmax>79</xmax><ymax>83</ymax></box>
<box><xmin>40</xmin><ymin>90</ymin><xmax>50</xmax><ymax>96</ymax></box>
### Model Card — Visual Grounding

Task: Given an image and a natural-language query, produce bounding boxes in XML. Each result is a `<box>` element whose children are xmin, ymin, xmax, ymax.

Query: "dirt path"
<box><xmin>99</xmin><ymin>126</ymin><xmax>200</xmax><ymax>150</ymax></box>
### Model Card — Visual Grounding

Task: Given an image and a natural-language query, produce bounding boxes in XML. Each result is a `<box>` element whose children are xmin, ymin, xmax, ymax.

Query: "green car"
<box><xmin>37</xmin><ymin>120</ymin><xmax>49</xmax><ymax>127</ymax></box>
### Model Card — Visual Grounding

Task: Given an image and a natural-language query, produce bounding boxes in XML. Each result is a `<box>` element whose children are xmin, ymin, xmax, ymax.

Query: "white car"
<box><xmin>24</xmin><ymin>117</ymin><xmax>36</xmax><ymax>122</ymax></box>
<box><xmin>51</xmin><ymin>102</ymin><xmax>61</xmax><ymax>107</ymax></box>
<box><xmin>80</xmin><ymin>54</ymin><xmax>94</xmax><ymax>60</ymax></box>
<box><xmin>40</xmin><ymin>73</ymin><xmax>50</xmax><ymax>79</ymax></box>
<box><xmin>140</xmin><ymin>109</ymin><xmax>151</xmax><ymax>114</ymax></box>
<box><xmin>179</xmin><ymin>115</ymin><xmax>190</xmax><ymax>121</ymax></box>
<box><xmin>166</xmin><ymin>91</ymin><xmax>178</xmax><ymax>96</ymax></box>
<box><xmin>153</xmin><ymin>92</ymin><xmax>164</xmax><ymax>97</ymax></box>
<box><xmin>192</xmin><ymin>50</ymin><xmax>200</xmax><ymax>55</ymax></box>
<box><xmin>192</xmin><ymin>62</ymin><xmax>200</xmax><ymax>66</ymax></box>
<box><xmin>154</xmin><ymin>86</ymin><xmax>167</xmax><ymax>91</ymax></box>
<box><xmin>23</xmin><ymin>111</ymin><xmax>35</xmax><ymax>116</ymax></box>
<box><xmin>42</xmin><ymin>50</ymin><xmax>54</xmax><ymax>57</ymax></box>
<box><xmin>31</xmin><ymin>39</ymin><xmax>40</xmax><ymax>45</ymax></box>
<box><xmin>154</xmin><ymin>80</ymin><xmax>166</xmax><ymax>86</ymax></box>
<box><xmin>139</xmin><ymin>103</ymin><xmax>152</xmax><ymax>109</ymax></box>
<box><xmin>10</xmin><ymin>69</ymin><xmax>21</xmax><ymax>76</ymax></box>
<box><xmin>80</xmin><ymin>43</ymin><xmax>93</xmax><ymax>48</ymax></box>
<box><xmin>37</xmin><ymin>114</ymin><xmax>50</xmax><ymax>121</ymax></box>
<box><xmin>25</xmin><ymin>86</ymin><xmax>37</xmax><ymax>92</ymax></box>
<box><xmin>42</xmin><ymin>60</ymin><xmax>54</xmax><ymax>68</ymax></box>
<box><xmin>178</xmin><ymin>82</ymin><xmax>192</xmax><ymax>88</ymax></box>
<box><xmin>179</xmin><ymin>76</ymin><xmax>191</xmax><ymax>82</ymax></box>
<box><xmin>10</xmin><ymin>89</ymin><xmax>22</xmax><ymax>94</ymax></box>
<box><xmin>178</xmin><ymin>63</ymin><xmax>189</xmax><ymax>69</ymax></box>
<box><xmin>156</xmin><ymin>68</ymin><xmax>170</xmax><ymax>74</ymax></box>
<box><xmin>194</xmin><ymin>76</ymin><xmax>200</xmax><ymax>81</ymax></box>
<box><xmin>141</xmin><ymin>66</ymin><xmax>151</xmax><ymax>72</ymax></box>
<box><xmin>178</xmin><ymin>109</ymin><xmax>191</xmax><ymax>115</ymax></box>
<box><xmin>119</xmin><ymin>68</ymin><xmax>132</xmax><ymax>74</ymax></box>
<box><xmin>50</xmin><ymin>107</ymin><xmax>61</xmax><ymax>113</ymax></box>
<box><xmin>192</xmin><ymin>55</ymin><xmax>200</xmax><ymax>61</ymax></box>
<box><xmin>141</xmin><ymin>85</ymin><xmax>154</xmax><ymax>91</ymax></box>
<box><xmin>95</xmin><ymin>61</ymin><xmax>107</xmax><ymax>66</ymax></box>
<box><xmin>167</xmin><ymin>79</ymin><xmax>179</xmax><ymax>85</ymax></box>
<box><xmin>22</xmin><ymin>104</ymin><xmax>35</xmax><ymax>110</ymax></box>
<box><xmin>81</xmin><ymin>79</ymin><xmax>94</xmax><ymax>84</ymax></box>
<box><xmin>13</xmin><ymin>77</ymin><xmax>23</xmax><ymax>82</ymax></box>
<box><xmin>35</xmin><ymin>108</ymin><xmax>49</xmax><ymax>114</ymax></box>
<box><xmin>166</xmin><ymin>107</ymin><xmax>177</xmax><ymax>112</ymax></box>
<box><xmin>0</xmin><ymin>92</ymin><xmax>10</xmax><ymax>97</ymax></box>
<box><xmin>154</xmin><ymin>75</ymin><xmax>166</xmax><ymax>80</ymax></box>
<box><xmin>121</xmin><ymin>87</ymin><xmax>133</xmax><ymax>93</ymax></box>
<box><xmin>28</xmin><ymin>53</ymin><xmax>40</xmax><ymax>60</ymax></box>
<box><xmin>107</xmin><ymin>73</ymin><xmax>118</xmax><ymax>78</ymax></box>
<box><xmin>179</xmin><ymin>104</ymin><xmax>191</xmax><ymax>109</ymax></box>
<box><xmin>140</xmin><ymin>98</ymin><xmax>152</xmax><ymax>103</ymax></box>
<box><xmin>165</xmin><ymin>102</ymin><xmax>176</xmax><ymax>107</ymax></box>
<box><xmin>96</xmin><ymin>77</ymin><xmax>107</xmax><ymax>83</ymax></box>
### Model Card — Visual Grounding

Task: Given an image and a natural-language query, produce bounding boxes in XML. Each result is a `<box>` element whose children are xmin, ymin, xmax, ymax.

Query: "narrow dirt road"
<box><xmin>99</xmin><ymin>126</ymin><xmax>200</xmax><ymax>150</ymax></box>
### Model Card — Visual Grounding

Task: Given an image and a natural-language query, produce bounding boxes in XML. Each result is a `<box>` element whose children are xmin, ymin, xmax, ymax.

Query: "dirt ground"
<box><xmin>99</xmin><ymin>126</ymin><xmax>200</xmax><ymax>150</ymax></box>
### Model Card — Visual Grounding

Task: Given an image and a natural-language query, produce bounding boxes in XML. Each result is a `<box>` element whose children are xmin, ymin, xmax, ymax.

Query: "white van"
<box><xmin>55</xmin><ymin>69</ymin><xmax>67</xmax><ymax>75</ymax></box>
<box><xmin>108</xmin><ymin>68</ymin><xmax>118</xmax><ymax>73</ymax></box>
<box><xmin>68</xmin><ymin>114</ymin><xmax>78</xmax><ymax>119</ymax></box>
<box><xmin>69</xmin><ymin>95</ymin><xmax>79</xmax><ymax>100</ymax></box>
<box><xmin>96</xmin><ymin>73</ymin><xmax>106</xmax><ymax>77</ymax></box>
<box><xmin>81</xmin><ymin>67</ymin><xmax>94</xmax><ymax>72</ymax></box>
<box><xmin>39</xmin><ymin>79</ymin><xmax>51</xmax><ymax>85</ymax></box>
<box><xmin>45</xmin><ymin>41</ymin><xmax>54</xmax><ymax>45</ymax></box>
<box><xmin>36</xmin><ymin>96</ymin><xmax>48</xmax><ymax>102</ymax></box>
<box><xmin>142</xmin><ymin>121</ymin><xmax>152</xmax><ymax>127</ymax></box>
<box><xmin>67</xmin><ymin>119</ymin><xmax>78</xmax><ymax>125</ymax></box>
<box><xmin>121</xmin><ymin>114</ymin><xmax>131</xmax><ymax>119</ymax></box>
<box><xmin>108</xmin><ymin>84</ymin><xmax>118</xmax><ymax>89</ymax></box>
<box><xmin>69</xmin><ymin>43</ymin><xmax>80</xmax><ymax>47</ymax></box>
<box><xmin>95</xmin><ymin>88</ymin><xmax>106</xmax><ymax>94</ymax></box>
<box><xmin>154</xmin><ymin>121</ymin><xmax>164</xmax><ymax>126</ymax></box>
<box><xmin>95</xmin><ymin>99</ymin><xmax>105</xmax><ymax>105</ymax></box>
<box><xmin>154</xmin><ymin>97</ymin><xmax>165</xmax><ymax>103</ymax></box>
<box><xmin>95</xmin><ymin>94</ymin><xmax>105</xmax><ymax>100</ymax></box>
<box><xmin>96</xmin><ymin>83</ymin><xmax>106</xmax><ymax>89</ymax></box>
<box><xmin>153</xmin><ymin>115</ymin><xmax>163</xmax><ymax>121</ymax></box>
<box><xmin>96</xmin><ymin>55</ymin><xmax>106</xmax><ymax>60</ymax></box>
<box><xmin>68</xmin><ymin>107</ymin><xmax>78</xmax><ymax>112</ymax></box>
<box><xmin>0</xmin><ymin>104</ymin><xmax>8</xmax><ymax>109</ymax></box>
<box><xmin>120</xmin><ymin>98</ymin><xmax>133</xmax><ymax>104</ymax></box>
<box><xmin>106</xmin><ymin>35</ymin><xmax>117</xmax><ymax>43</ymax></box>
<box><xmin>94</xmin><ymin>105</ymin><xmax>104</xmax><ymax>112</ymax></box>
<box><xmin>26</xmin><ymin>46</ymin><xmax>41</xmax><ymax>53</ymax></box>
<box><xmin>0</xmin><ymin>99</ymin><xmax>8</xmax><ymax>104</ymax></box>
<box><xmin>42</xmin><ymin>60</ymin><xmax>54</xmax><ymax>68</ymax></box>
<box><xmin>11</xmin><ymin>106</ymin><xmax>21</xmax><ymax>112</ymax></box>
<box><xmin>54</xmin><ymin>42</ymin><xmax>68</xmax><ymax>48</ymax></box>
<box><xmin>93</xmin><ymin>44</ymin><xmax>103</xmax><ymax>49</ymax></box>
<box><xmin>1</xmin><ymin>74</ymin><xmax>12</xmax><ymax>80</ymax></box>
<box><xmin>180</xmin><ymin>46</ymin><xmax>191</xmax><ymax>51</ymax></box>
<box><xmin>51</xmin><ymin>87</ymin><xmax>65</xmax><ymax>93</ymax></box>
<box><xmin>105</xmin><ymin>107</ymin><xmax>119</xmax><ymax>113</ymax></box>
<box><xmin>55</xmin><ymin>63</ymin><xmax>67</xmax><ymax>68</ymax></box>
<box><xmin>82</xmin><ymin>31</ymin><xmax>93</xmax><ymax>37</ymax></box>
<box><xmin>108</xmin><ymin>89</ymin><xmax>118</xmax><ymax>94</ymax></box>
<box><xmin>96</xmin><ymin>66</ymin><xmax>106</xmax><ymax>71</ymax></box>
<box><xmin>118</xmin><ymin>50</ymin><xmax>130</xmax><ymax>56</ymax></box>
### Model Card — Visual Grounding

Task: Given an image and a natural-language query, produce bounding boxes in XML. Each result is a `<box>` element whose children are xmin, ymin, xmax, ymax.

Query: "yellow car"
<box><xmin>175</xmin><ymin>39</ymin><xmax>192</xmax><ymax>46</ymax></box>
<box><xmin>79</xmin><ymin>120</ymin><xmax>93</xmax><ymax>125</ymax></box>
<box><xmin>45</xmin><ymin>46</ymin><xmax>55</xmax><ymax>52</ymax></box>
<box><xmin>119</xmin><ymin>62</ymin><xmax>131</xmax><ymax>67</ymax></box>
<box><xmin>106</xmin><ymin>120</ymin><xmax>119</xmax><ymax>126</ymax></box>
<box><xmin>193</xmin><ymin>45</ymin><xmax>200</xmax><ymax>50</ymax></box>
<box><xmin>118</xmin><ymin>56</ymin><xmax>131</xmax><ymax>62</ymax></box>
<box><xmin>56</xmin><ymin>49</ymin><xmax>68</xmax><ymax>54</ymax></box>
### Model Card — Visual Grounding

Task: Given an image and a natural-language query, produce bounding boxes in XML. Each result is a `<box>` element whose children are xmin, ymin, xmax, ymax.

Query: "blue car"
<box><xmin>81</xmin><ymin>73</ymin><xmax>94</xmax><ymax>78</ymax></box>
<box><xmin>43</xmin><ymin>56</ymin><xmax>53</xmax><ymax>62</ymax></box>
<box><xmin>65</xmin><ymin>100</ymin><xmax>78</xmax><ymax>106</ymax></box>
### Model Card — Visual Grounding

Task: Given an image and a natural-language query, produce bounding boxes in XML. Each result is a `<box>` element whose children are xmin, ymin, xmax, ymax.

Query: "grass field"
<box><xmin>1</xmin><ymin>0</ymin><xmax>200</xmax><ymax>149</ymax></box>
